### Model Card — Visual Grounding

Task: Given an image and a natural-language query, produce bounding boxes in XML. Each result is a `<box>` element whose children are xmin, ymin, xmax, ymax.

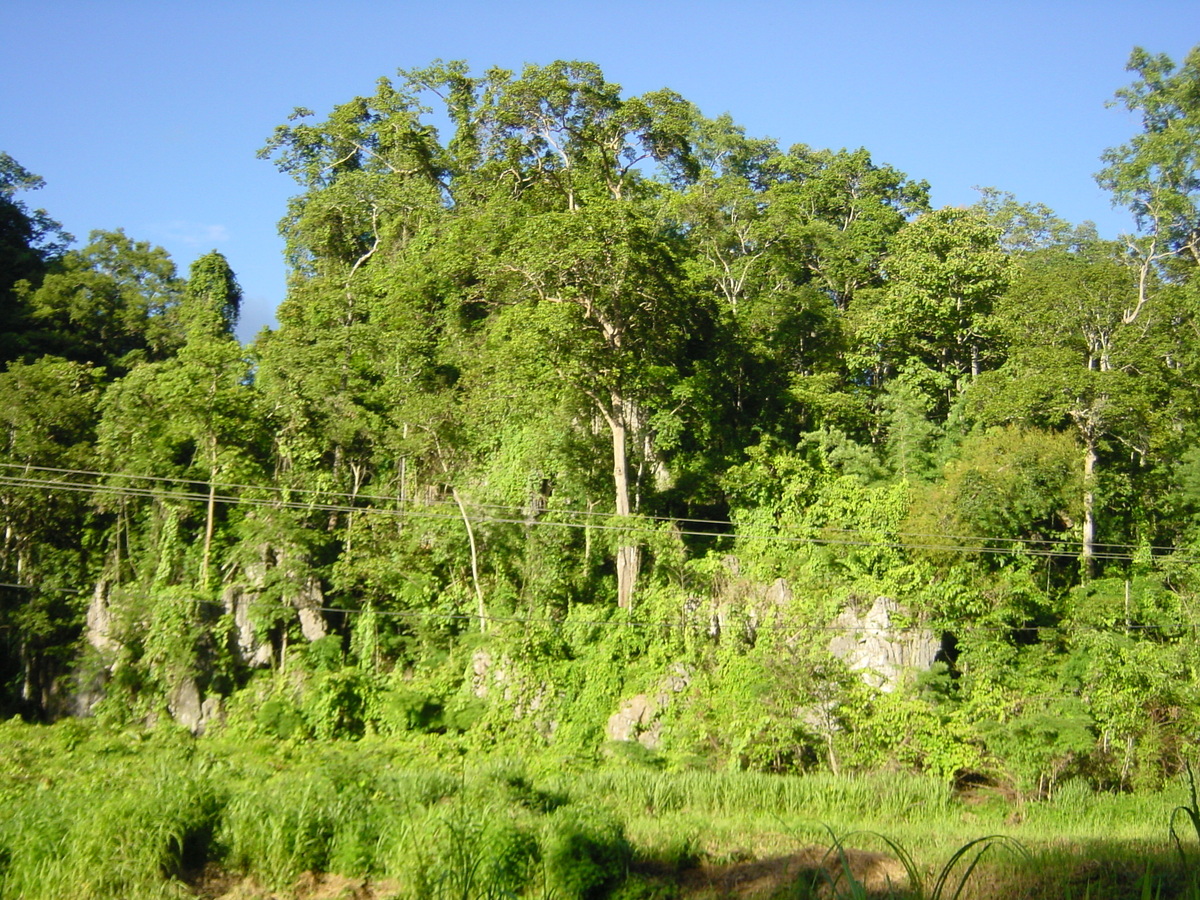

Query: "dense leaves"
<box><xmin>2</xmin><ymin>47</ymin><xmax>1200</xmax><ymax>792</ymax></box>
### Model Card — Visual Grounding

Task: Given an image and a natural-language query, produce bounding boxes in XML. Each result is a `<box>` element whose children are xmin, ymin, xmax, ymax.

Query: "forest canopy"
<box><xmin>2</xmin><ymin>47</ymin><xmax>1200</xmax><ymax>792</ymax></box>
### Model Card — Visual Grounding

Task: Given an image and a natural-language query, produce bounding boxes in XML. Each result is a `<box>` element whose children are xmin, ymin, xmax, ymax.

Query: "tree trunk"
<box><xmin>1081</xmin><ymin>435</ymin><xmax>1097</xmax><ymax>580</ymax></box>
<box><xmin>610</xmin><ymin>394</ymin><xmax>640</xmax><ymax>610</ymax></box>
<box><xmin>452</xmin><ymin>487</ymin><xmax>487</xmax><ymax>633</ymax></box>
<box><xmin>201</xmin><ymin>477</ymin><xmax>216</xmax><ymax>588</ymax></box>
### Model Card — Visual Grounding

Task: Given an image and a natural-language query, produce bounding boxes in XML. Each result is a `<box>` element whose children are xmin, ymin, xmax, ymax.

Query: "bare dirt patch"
<box><xmin>188</xmin><ymin>847</ymin><xmax>904</xmax><ymax>900</ymax></box>
<box><xmin>189</xmin><ymin>866</ymin><xmax>399</xmax><ymax>900</ymax></box>
<box><xmin>660</xmin><ymin>846</ymin><xmax>907</xmax><ymax>899</ymax></box>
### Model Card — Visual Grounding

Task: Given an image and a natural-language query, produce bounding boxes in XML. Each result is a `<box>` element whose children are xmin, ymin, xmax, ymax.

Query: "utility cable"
<box><xmin>0</xmin><ymin>460</ymin><xmax>1169</xmax><ymax>556</ymax></box>
<box><xmin>0</xmin><ymin>471</ymin><xmax>1181</xmax><ymax>563</ymax></box>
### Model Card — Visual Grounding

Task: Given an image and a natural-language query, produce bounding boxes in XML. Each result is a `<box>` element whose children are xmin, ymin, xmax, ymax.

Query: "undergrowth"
<box><xmin>2</xmin><ymin>719</ymin><xmax>1199</xmax><ymax>899</ymax></box>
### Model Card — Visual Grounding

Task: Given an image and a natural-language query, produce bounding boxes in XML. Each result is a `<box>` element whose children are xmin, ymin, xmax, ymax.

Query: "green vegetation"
<box><xmin>2</xmin><ymin>44</ymin><xmax>1200</xmax><ymax>898</ymax></box>
<box><xmin>2</xmin><ymin>719</ymin><xmax>1200</xmax><ymax>898</ymax></box>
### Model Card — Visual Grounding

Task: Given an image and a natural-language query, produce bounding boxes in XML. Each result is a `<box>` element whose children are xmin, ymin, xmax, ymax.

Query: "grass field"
<box><xmin>2</xmin><ymin>718</ymin><xmax>1197</xmax><ymax>899</ymax></box>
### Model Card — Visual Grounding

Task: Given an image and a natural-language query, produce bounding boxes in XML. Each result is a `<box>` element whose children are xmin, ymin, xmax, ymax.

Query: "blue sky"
<box><xmin>3</xmin><ymin>1</ymin><xmax>1196</xmax><ymax>341</ymax></box>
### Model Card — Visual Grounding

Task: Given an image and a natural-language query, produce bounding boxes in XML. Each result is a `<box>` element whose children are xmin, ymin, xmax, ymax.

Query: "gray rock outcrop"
<box><xmin>827</xmin><ymin>596</ymin><xmax>941</xmax><ymax>691</ymax></box>
<box><xmin>84</xmin><ymin>580</ymin><xmax>121</xmax><ymax>660</ymax></box>
<box><xmin>605</xmin><ymin>663</ymin><xmax>691</xmax><ymax>750</ymax></box>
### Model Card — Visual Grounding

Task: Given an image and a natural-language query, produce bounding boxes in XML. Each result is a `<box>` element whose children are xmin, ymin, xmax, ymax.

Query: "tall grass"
<box><xmin>0</xmin><ymin>757</ymin><xmax>219</xmax><ymax>900</ymax></box>
<box><xmin>3</xmin><ymin>719</ymin><xmax>1199</xmax><ymax>899</ymax></box>
<box><xmin>564</xmin><ymin>768</ymin><xmax>952</xmax><ymax>821</ymax></box>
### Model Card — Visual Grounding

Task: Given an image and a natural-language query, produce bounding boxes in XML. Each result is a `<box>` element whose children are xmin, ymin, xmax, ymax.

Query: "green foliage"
<box><xmin>0</xmin><ymin>153</ymin><xmax>71</xmax><ymax>362</ymax></box>
<box><xmin>1097</xmin><ymin>45</ymin><xmax>1200</xmax><ymax>273</ymax></box>
<box><xmin>853</xmin><ymin>205</ymin><xmax>1009</xmax><ymax>412</ymax></box>
<box><xmin>10</xmin><ymin>719</ymin><xmax>1200</xmax><ymax>899</ymax></box>
<box><xmin>23</xmin><ymin>229</ymin><xmax>184</xmax><ymax>372</ymax></box>
<box><xmin>219</xmin><ymin>766</ymin><xmax>346</xmax><ymax>886</ymax></box>
<box><xmin>837</xmin><ymin>683</ymin><xmax>982</xmax><ymax>782</ymax></box>
<box><xmin>818</xmin><ymin>827</ymin><xmax>1029</xmax><ymax>900</ymax></box>
<box><xmin>8</xmin><ymin>53</ymin><xmax>1200</xmax><ymax>839</ymax></box>
<box><xmin>255</xmin><ymin>695</ymin><xmax>308</xmax><ymax>739</ymax></box>
<box><xmin>905</xmin><ymin>426</ymin><xmax>1081</xmax><ymax>562</ymax></box>
<box><xmin>0</xmin><ymin>739</ymin><xmax>220</xmax><ymax>900</ymax></box>
<box><xmin>182</xmin><ymin>251</ymin><xmax>241</xmax><ymax>338</ymax></box>
<box><xmin>978</xmin><ymin>696</ymin><xmax>1096</xmax><ymax>795</ymax></box>
<box><xmin>541</xmin><ymin>804</ymin><xmax>631</xmax><ymax>900</ymax></box>
<box><xmin>300</xmin><ymin>668</ymin><xmax>381</xmax><ymax>739</ymax></box>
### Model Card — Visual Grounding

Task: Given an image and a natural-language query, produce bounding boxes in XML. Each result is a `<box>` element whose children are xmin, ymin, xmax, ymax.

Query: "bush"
<box><xmin>542</xmin><ymin>804</ymin><xmax>631</xmax><ymax>900</ymax></box>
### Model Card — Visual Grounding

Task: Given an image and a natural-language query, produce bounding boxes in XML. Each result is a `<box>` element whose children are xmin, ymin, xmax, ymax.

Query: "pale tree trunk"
<box><xmin>583</xmin><ymin>497</ymin><xmax>597</xmax><ymax>574</ymax></box>
<box><xmin>201</xmin><ymin>478</ymin><xmax>216</xmax><ymax>588</ymax></box>
<box><xmin>1081</xmin><ymin>434</ymin><xmax>1097</xmax><ymax>580</ymax></box>
<box><xmin>452</xmin><ymin>487</ymin><xmax>487</xmax><ymax>633</ymax></box>
<box><xmin>609</xmin><ymin>393</ymin><xmax>640</xmax><ymax>610</ymax></box>
<box><xmin>420</xmin><ymin>425</ymin><xmax>487</xmax><ymax>631</ymax></box>
<box><xmin>343</xmin><ymin>461</ymin><xmax>365</xmax><ymax>558</ymax></box>
<box><xmin>200</xmin><ymin>439</ymin><xmax>218</xmax><ymax>589</ymax></box>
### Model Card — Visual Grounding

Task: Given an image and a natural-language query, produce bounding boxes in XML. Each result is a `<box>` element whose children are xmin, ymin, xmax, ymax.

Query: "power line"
<box><xmin>0</xmin><ymin>474</ymin><xmax>1181</xmax><ymax>564</ymax></box>
<box><xmin>2</xmin><ymin>458</ymin><xmax>1190</xmax><ymax>564</ymax></box>
<box><xmin>0</xmin><ymin>460</ymin><xmax>1170</xmax><ymax>556</ymax></box>
<box><xmin>3</xmin><ymin>471</ymin><xmax>1177</xmax><ymax>564</ymax></box>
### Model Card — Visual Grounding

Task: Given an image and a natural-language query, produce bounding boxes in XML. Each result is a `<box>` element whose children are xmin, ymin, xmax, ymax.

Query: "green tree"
<box><xmin>497</xmin><ymin>201</ymin><xmax>703</xmax><ymax>608</ymax></box>
<box><xmin>259</xmin><ymin>60</ymin><xmax>716</xmax><ymax>611</ymax></box>
<box><xmin>971</xmin><ymin>243</ymin><xmax>1180</xmax><ymax>574</ymax></box>
<box><xmin>0</xmin><ymin>153</ymin><xmax>71</xmax><ymax>362</ymax></box>
<box><xmin>22</xmin><ymin>230</ymin><xmax>183</xmax><ymax>373</ymax></box>
<box><xmin>182</xmin><ymin>250</ymin><xmax>241</xmax><ymax>339</ymax></box>
<box><xmin>854</xmin><ymin>207</ymin><xmax>1010</xmax><ymax>412</ymax></box>
<box><xmin>0</xmin><ymin>356</ymin><xmax>103</xmax><ymax>714</ymax></box>
<box><xmin>766</xmin><ymin>145</ymin><xmax>930</xmax><ymax>312</ymax></box>
<box><xmin>1097</xmin><ymin>45</ymin><xmax>1200</xmax><ymax>285</ymax></box>
<box><xmin>972</xmin><ymin>186</ymin><xmax>1088</xmax><ymax>254</ymax></box>
<box><xmin>97</xmin><ymin>253</ymin><xmax>259</xmax><ymax>591</ymax></box>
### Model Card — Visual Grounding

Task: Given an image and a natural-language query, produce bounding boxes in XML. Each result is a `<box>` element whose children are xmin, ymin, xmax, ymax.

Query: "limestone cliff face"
<box><xmin>222</xmin><ymin>583</ymin><xmax>274</xmax><ymax>668</ymax></box>
<box><xmin>79</xmin><ymin>544</ymin><xmax>331</xmax><ymax>730</ymax></box>
<box><xmin>220</xmin><ymin>559</ymin><xmax>327</xmax><ymax>669</ymax></box>
<box><xmin>604</xmin><ymin>664</ymin><xmax>691</xmax><ymax>750</ymax></box>
<box><xmin>221</xmin><ymin>546</ymin><xmax>328</xmax><ymax>668</ymax></box>
<box><xmin>470</xmin><ymin>649</ymin><xmax>557</xmax><ymax>740</ymax></box>
<box><xmin>85</xmin><ymin>580</ymin><xmax>121</xmax><ymax>659</ymax></box>
<box><xmin>604</xmin><ymin>579</ymin><xmax>942</xmax><ymax>751</ymax></box>
<box><xmin>826</xmin><ymin>596</ymin><xmax>942</xmax><ymax>692</ymax></box>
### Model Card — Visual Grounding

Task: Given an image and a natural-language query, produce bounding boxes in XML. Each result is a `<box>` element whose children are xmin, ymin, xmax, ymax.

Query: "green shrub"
<box><xmin>542</xmin><ymin>804</ymin><xmax>631</xmax><ymax>900</ymax></box>
<box><xmin>380</xmin><ymin>797</ymin><xmax>537</xmax><ymax>899</ymax></box>
<box><xmin>255</xmin><ymin>696</ymin><xmax>309</xmax><ymax>739</ymax></box>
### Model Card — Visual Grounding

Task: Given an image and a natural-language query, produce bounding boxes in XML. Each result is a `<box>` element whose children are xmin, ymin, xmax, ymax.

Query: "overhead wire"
<box><xmin>2</xmin><ymin>469</ymin><xmax>1183</xmax><ymax>564</ymax></box>
<box><xmin>2</xmin><ymin>464</ymin><xmax>1196</xmax><ymax>634</ymax></box>
<box><xmin>0</xmin><ymin>461</ymin><xmax>1186</xmax><ymax>563</ymax></box>
<box><xmin>0</xmin><ymin>460</ymin><xmax>1165</xmax><ymax>552</ymax></box>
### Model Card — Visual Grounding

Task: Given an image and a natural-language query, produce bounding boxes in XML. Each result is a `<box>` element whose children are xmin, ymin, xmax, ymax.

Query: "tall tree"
<box><xmin>260</xmin><ymin>60</ymin><xmax>713</xmax><ymax>610</ymax></box>
<box><xmin>853</xmin><ymin>207</ymin><xmax>1010</xmax><ymax>415</ymax></box>
<box><xmin>0</xmin><ymin>153</ymin><xmax>71</xmax><ymax>362</ymax></box>
<box><xmin>0</xmin><ymin>356</ymin><xmax>102</xmax><ymax>714</ymax></box>
<box><xmin>182</xmin><ymin>250</ymin><xmax>241</xmax><ymax>339</ymax></box>
<box><xmin>970</xmin><ymin>242</ymin><xmax>1179</xmax><ymax>574</ymax></box>
<box><xmin>97</xmin><ymin>252</ymin><xmax>258</xmax><ymax>591</ymax></box>
<box><xmin>1097</xmin><ymin>45</ymin><xmax>1200</xmax><ymax>287</ymax></box>
<box><xmin>22</xmin><ymin>230</ymin><xmax>183</xmax><ymax>373</ymax></box>
<box><xmin>498</xmin><ymin>201</ymin><xmax>701</xmax><ymax>608</ymax></box>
